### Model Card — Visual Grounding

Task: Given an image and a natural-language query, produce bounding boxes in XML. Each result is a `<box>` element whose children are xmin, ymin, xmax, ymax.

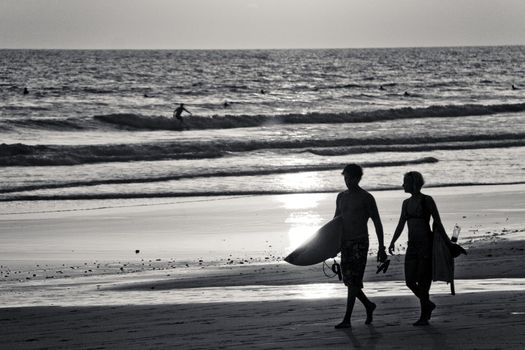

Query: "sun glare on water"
<box><xmin>276</xmin><ymin>172</ymin><xmax>323</xmax><ymax>194</ymax></box>
<box><xmin>286</xmin><ymin>217</ymin><xmax>324</xmax><ymax>253</ymax></box>
<box><xmin>274</xmin><ymin>193</ymin><xmax>328</xmax><ymax>252</ymax></box>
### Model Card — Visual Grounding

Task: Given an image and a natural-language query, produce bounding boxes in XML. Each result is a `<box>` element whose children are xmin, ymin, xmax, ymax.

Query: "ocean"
<box><xmin>1</xmin><ymin>46</ymin><xmax>525</xmax><ymax>212</ymax></box>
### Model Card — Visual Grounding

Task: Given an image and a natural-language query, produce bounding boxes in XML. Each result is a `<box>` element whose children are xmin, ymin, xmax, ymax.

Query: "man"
<box><xmin>173</xmin><ymin>103</ymin><xmax>192</xmax><ymax>128</ymax></box>
<box><xmin>333</xmin><ymin>164</ymin><xmax>387</xmax><ymax>329</ymax></box>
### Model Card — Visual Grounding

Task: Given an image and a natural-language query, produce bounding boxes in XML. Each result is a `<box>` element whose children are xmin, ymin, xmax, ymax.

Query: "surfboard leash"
<box><xmin>323</xmin><ymin>259</ymin><xmax>342</xmax><ymax>281</ymax></box>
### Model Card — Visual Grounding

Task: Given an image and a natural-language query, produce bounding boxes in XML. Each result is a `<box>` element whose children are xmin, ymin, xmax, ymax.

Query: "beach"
<box><xmin>1</xmin><ymin>184</ymin><xmax>525</xmax><ymax>349</ymax></box>
<box><xmin>2</xmin><ymin>46</ymin><xmax>525</xmax><ymax>349</ymax></box>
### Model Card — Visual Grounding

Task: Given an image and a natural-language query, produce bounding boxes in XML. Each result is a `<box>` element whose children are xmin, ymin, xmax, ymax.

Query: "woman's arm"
<box><xmin>425</xmin><ymin>195</ymin><xmax>444</xmax><ymax>230</ymax></box>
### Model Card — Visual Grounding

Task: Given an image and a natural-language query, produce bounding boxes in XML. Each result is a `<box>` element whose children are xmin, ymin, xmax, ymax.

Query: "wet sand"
<box><xmin>2</xmin><ymin>291</ymin><xmax>524</xmax><ymax>350</ymax></box>
<box><xmin>1</xmin><ymin>184</ymin><xmax>525</xmax><ymax>349</ymax></box>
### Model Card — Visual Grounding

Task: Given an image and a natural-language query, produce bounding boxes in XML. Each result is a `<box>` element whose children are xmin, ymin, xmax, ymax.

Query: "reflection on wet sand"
<box><xmin>2</xmin><ymin>278</ymin><xmax>525</xmax><ymax>308</ymax></box>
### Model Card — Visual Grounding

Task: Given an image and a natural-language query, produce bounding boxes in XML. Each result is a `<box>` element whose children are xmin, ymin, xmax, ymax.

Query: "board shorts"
<box><xmin>340</xmin><ymin>239</ymin><xmax>369</xmax><ymax>288</ymax></box>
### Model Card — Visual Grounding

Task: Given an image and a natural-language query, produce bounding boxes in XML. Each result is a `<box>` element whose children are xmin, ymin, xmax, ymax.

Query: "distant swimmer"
<box><xmin>223</xmin><ymin>101</ymin><xmax>231</xmax><ymax>108</ymax></box>
<box><xmin>23</xmin><ymin>87</ymin><xmax>29</xmax><ymax>95</ymax></box>
<box><xmin>260</xmin><ymin>89</ymin><xmax>266</xmax><ymax>94</ymax></box>
<box><xmin>173</xmin><ymin>103</ymin><xmax>192</xmax><ymax>128</ymax></box>
<box><xmin>404</xmin><ymin>91</ymin><xmax>410</xmax><ymax>97</ymax></box>
<box><xmin>379</xmin><ymin>85</ymin><xmax>385</xmax><ymax>91</ymax></box>
<box><xmin>512</xmin><ymin>84</ymin><xmax>518</xmax><ymax>90</ymax></box>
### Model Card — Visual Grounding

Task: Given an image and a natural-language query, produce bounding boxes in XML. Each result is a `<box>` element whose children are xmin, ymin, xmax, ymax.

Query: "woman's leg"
<box><xmin>404</xmin><ymin>252</ymin><xmax>421</xmax><ymax>298</ymax></box>
<box><xmin>417</xmin><ymin>256</ymin><xmax>435</xmax><ymax>320</ymax></box>
<box><xmin>405</xmin><ymin>250</ymin><xmax>431</xmax><ymax>325</ymax></box>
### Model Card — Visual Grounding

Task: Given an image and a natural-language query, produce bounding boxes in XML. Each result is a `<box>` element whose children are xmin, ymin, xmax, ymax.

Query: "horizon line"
<box><xmin>1</xmin><ymin>43</ymin><xmax>525</xmax><ymax>51</ymax></box>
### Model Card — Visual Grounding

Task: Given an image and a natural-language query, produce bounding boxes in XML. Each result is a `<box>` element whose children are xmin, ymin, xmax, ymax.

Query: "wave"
<box><xmin>1</xmin><ymin>133</ymin><xmax>525</xmax><ymax>166</ymax></box>
<box><xmin>0</xmin><ymin>142</ymin><xmax>224</xmax><ymax>166</ymax></box>
<box><xmin>3</xmin><ymin>102</ymin><xmax>525</xmax><ymax>133</ymax></box>
<box><xmin>83</xmin><ymin>87</ymin><xmax>115</xmax><ymax>94</ymax></box>
<box><xmin>317</xmin><ymin>83</ymin><xmax>362</xmax><ymax>90</ymax></box>
<box><xmin>94</xmin><ymin>102</ymin><xmax>525</xmax><ymax>131</ymax></box>
<box><xmin>0</xmin><ymin>157</ymin><xmax>438</xmax><ymax>194</ymax></box>
<box><xmin>305</xmin><ymin>138</ymin><xmax>525</xmax><ymax>156</ymax></box>
<box><xmin>5</xmin><ymin>118</ymin><xmax>87</xmax><ymax>130</ymax></box>
<box><xmin>1</xmin><ymin>105</ymin><xmax>51</xmax><ymax>111</ymax></box>
<box><xmin>2</xmin><ymin>181</ymin><xmax>524</xmax><ymax>202</ymax></box>
<box><xmin>424</xmin><ymin>81</ymin><xmax>462</xmax><ymax>88</ymax></box>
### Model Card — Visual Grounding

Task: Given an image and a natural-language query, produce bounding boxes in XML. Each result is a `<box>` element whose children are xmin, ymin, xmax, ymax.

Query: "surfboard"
<box><xmin>284</xmin><ymin>216</ymin><xmax>343</xmax><ymax>266</ymax></box>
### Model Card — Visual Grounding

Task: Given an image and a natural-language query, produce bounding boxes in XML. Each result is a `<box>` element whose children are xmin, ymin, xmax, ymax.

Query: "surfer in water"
<box><xmin>173</xmin><ymin>103</ymin><xmax>192</xmax><ymax>128</ymax></box>
<box><xmin>388</xmin><ymin>171</ymin><xmax>441</xmax><ymax>326</ymax></box>
<box><xmin>333</xmin><ymin>164</ymin><xmax>387</xmax><ymax>329</ymax></box>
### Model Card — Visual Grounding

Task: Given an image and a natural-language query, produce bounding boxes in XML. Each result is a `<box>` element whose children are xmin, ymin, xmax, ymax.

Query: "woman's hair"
<box><xmin>404</xmin><ymin>171</ymin><xmax>425</xmax><ymax>193</ymax></box>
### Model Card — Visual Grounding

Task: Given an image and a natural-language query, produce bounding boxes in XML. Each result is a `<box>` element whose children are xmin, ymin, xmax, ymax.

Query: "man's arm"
<box><xmin>368</xmin><ymin>195</ymin><xmax>387</xmax><ymax>262</ymax></box>
<box><xmin>369</xmin><ymin>196</ymin><xmax>384</xmax><ymax>246</ymax></box>
<box><xmin>389</xmin><ymin>200</ymin><xmax>407</xmax><ymax>254</ymax></box>
<box><xmin>334</xmin><ymin>193</ymin><xmax>342</xmax><ymax>218</ymax></box>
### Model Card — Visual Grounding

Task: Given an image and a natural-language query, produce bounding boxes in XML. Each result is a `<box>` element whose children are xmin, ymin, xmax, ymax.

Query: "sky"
<box><xmin>0</xmin><ymin>0</ymin><xmax>524</xmax><ymax>50</ymax></box>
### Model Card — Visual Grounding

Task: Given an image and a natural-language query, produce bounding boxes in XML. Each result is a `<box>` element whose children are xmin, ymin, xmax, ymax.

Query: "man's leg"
<box><xmin>336</xmin><ymin>241</ymin><xmax>370</xmax><ymax>328</ymax></box>
<box><xmin>335</xmin><ymin>286</ymin><xmax>359</xmax><ymax>328</ymax></box>
<box><xmin>357</xmin><ymin>289</ymin><xmax>376</xmax><ymax>324</ymax></box>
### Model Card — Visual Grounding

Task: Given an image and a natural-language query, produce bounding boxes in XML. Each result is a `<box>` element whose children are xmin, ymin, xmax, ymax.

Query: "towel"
<box><xmin>432</xmin><ymin>222</ymin><xmax>467</xmax><ymax>283</ymax></box>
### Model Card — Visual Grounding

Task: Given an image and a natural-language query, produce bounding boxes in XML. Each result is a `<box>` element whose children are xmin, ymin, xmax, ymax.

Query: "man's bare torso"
<box><xmin>336</xmin><ymin>189</ymin><xmax>374</xmax><ymax>241</ymax></box>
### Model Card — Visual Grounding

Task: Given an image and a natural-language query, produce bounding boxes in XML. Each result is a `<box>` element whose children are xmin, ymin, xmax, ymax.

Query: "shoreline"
<box><xmin>1</xmin><ymin>183</ymin><xmax>524</xmax><ymax>281</ymax></box>
<box><xmin>2</xmin><ymin>180</ymin><xmax>525</xmax><ymax>203</ymax></box>
<box><xmin>1</xmin><ymin>183</ymin><xmax>525</xmax><ymax>348</ymax></box>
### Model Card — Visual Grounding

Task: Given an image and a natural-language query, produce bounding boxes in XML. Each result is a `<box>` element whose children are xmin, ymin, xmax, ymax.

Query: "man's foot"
<box><xmin>426</xmin><ymin>301</ymin><xmax>436</xmax><ymax>320</ymax></box>
<box><xmin>365</xmin><ymin>302</ymin><xmax>376</xmax><ymax>325</ymax></box>
<box><xmin>334</xmin><ymin>321</ymin><xmax>351</xmax><ymax>329</ymax></box>
<box><xmin>413</xmin><ymin>318</ymin><xmax>429</xmax><ymax>326</ymax></box>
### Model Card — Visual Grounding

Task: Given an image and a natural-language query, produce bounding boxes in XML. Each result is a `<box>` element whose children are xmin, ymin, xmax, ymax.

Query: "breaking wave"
<box><xmin>0</xmin><ymin>157</ymin><xmax>438</xmax><ymax>194</ymax></box>
<box><xmin>4</xmin><ymin>102</ymin><xmax>525</xmax><ymax>133</ymax></box>
<box><xmin>1</xmin><ymin>133</ymin><xmax>524</xmax><ymax>166</ymax></box>
<box><xmin>2</xmin><ymin>181</ymin><xmax>525</xmax><ymax>202</ymax></box>
<box><xmin>94</xmin><ymin>102</ymin><xmax>525</xmax><ymax>131</ymax></box>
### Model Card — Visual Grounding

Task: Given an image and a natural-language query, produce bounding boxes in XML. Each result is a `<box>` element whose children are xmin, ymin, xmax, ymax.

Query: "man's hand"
<box><xmin>388</xmin><ymin>242</ymin><xmax>395</xmax><ymax>255</ymax></box>
<box><xmin>377</xmin><ymin>246</ymin><xmax>387</xmax><ymax>263</ymax></box>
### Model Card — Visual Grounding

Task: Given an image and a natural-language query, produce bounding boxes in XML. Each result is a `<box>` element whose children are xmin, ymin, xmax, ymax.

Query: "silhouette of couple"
<box><xmin>333</xmin><ymin>164</ymin><xmax>443</xmax><ymax>328</ymax></box>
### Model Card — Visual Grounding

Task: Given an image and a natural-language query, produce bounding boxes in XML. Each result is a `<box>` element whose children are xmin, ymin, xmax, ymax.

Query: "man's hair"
<box><xmin>342</xmin><ymin>164</ymin><xmax>363</xmax><ymax>178</ymax></box>
<box><xmin>404</xmin><ymin>171</ymin><xmax>425</xmax><ymax>192</ymax></box>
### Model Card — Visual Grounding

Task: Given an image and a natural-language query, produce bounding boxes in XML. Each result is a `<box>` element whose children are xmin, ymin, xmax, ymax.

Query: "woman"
<box><xmin>388</xmin><ymin>171</ymin><xmax>441</xmax><ymax>326</ymax></box>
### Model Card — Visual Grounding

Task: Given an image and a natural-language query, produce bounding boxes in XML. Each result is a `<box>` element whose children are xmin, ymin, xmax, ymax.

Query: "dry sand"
<box><xmin>1</xmin><ymin>184</ymin><xmax>525</xmax><ymax>349</ymax></box>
